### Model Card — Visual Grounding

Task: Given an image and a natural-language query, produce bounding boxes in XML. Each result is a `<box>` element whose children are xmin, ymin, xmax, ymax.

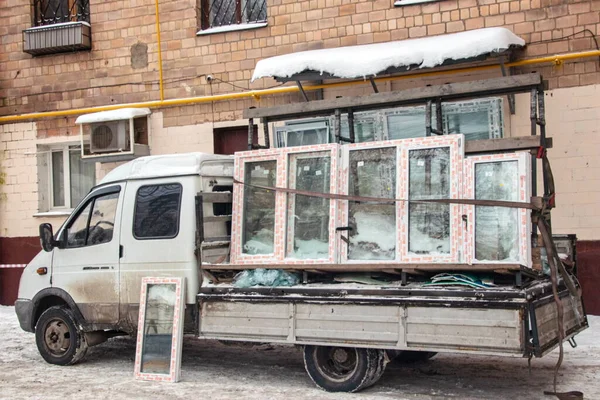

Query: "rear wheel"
<box><xmin>303</xmin><ymin>345</ymin><xmax>386</xmax><ymax>392</ymax></box>
<box><xmin>35</xmin><ymin>306</ymin><xmax>88</xmax><ymax>366</ymax></box>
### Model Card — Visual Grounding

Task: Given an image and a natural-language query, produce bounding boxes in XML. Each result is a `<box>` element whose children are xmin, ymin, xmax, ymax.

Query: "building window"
<box><xmin>49</xmin><ymin>146</ymin><xmax>95</xmax><ymax>210</ymax></box>
<box><xmin>33</xmin><ymin>0</ymin><xmax>90</xmax><ymax>26</ymax></box>
<box><xmin>198</xmin><ymin>0</ymin><xmax>267</xmax><ymax>30</ymax></box>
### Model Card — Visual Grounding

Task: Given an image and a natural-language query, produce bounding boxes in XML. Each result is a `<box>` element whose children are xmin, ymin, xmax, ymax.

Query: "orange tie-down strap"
<box><xmin>233</xmin><ymin>179</ymin><xmax>542</xmax><ymax>210</ymax></box>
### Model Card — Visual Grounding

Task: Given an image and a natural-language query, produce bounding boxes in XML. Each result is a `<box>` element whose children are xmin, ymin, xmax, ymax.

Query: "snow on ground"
<box><xmin>1</xmin><ymin>305</ymin><xmax>598</xmax><ymax>400</ymax></box>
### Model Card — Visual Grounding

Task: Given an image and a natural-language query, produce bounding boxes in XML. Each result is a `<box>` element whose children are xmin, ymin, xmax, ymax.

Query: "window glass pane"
<box><xmin>243</xmin><ymin>0</ymin><xmax>266</xmax><ymax>22</ymax></box>
<box><xmin>287</xmin><ymin>156</ymin><xmax>330</xmax><ymax>259</ymax></box>
<box><xmin>341</xmin><ymin>119</ymin><xmax>376</xmax><ymax>143</ymax></box>
<box><xmin>41</xmin><ymin>0</ymin><xmax>69</xmax><ymax>23</ymax></box>
<box><xmin>387</xmin><ymin>110</ymin><xmax>428</xmax><ymax>140</ymax></box>
<box><xmin>67</xmin><ymin>202</ymin><xmax>92</xmax><ymax>248</ymax></box>
<box><xmin>287</xmin><ymin>127</ymin><xmax>328</xmax><ymax>147</ymax></box>
<box><xmin>52</xmin><ymin>151</ymin><xmax>65</xmax><ymax>207</ymax></box>
<box><xmin>141</xmin><ymin>283</ymin><xmax>176</xmax><ymax>374</ymax></box>
<box><xmin>242</xmin><ymin>161</ymin><xmax>277</xmax><ymax>254</ymax></box>
<box><xmin>475</xmin><ymin>161</ymin><xmax>519</xmax><ymax>261</ymax></box>
<box><xmin>134</xmin><ymin>184</ymin><xmax>182</xmax><ymax>239</ymax></box>
<box><xmin>409</xmin><ymin>147</ymin><xmax>450</xmax><ymax>255</ymax></box>
<box><xmin>210</xmin><ymin>0</ymin><xmax>236</xmax><ymax>26</ymax></box>
<box><xmin>70</xmin><ymin>149</ymin><xmax>96</xmax><ymax>207</ymax></box>
<box><xmin>348</xmin><ymin>147</ymin><xmax>396</xmax><ymax>260</ymax></box>
<box><xmin>445</xmin><ymin>110</ymin><xmax>490</xmax><ymax>141</ymax></box>
<box><xmin>88</xmin><ymin>193</ymin><xmax>119</xmax><ymax>246</ymax></box>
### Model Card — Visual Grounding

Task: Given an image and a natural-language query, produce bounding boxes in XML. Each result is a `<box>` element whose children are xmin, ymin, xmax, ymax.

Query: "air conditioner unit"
<box><xmin>90</xmin><ymin>120</ymin><xmax>130</xmax><ymax>154</ymax></box>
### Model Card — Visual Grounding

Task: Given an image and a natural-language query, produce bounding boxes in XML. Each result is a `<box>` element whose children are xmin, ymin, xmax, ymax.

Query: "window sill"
<box><xmin>196</xmin><ymin>22</ymin><xmax>268</xmax><ymax>36</ymax></box>
<box><xmin>34</xmin><ymin>210</ymin><xmax>73</xmax><ymax>218</ymax></box>
<box><xmin>394</xmin><ymin>0</ymin><xmax>439</xmax><ymax>6</ymax></box>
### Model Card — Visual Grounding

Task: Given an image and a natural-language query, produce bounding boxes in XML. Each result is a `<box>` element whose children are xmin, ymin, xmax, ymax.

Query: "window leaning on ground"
<box><xmin>133</xmin><ymin>184</ymin><xmax>183</xmax><ymax>239</ymax></box>
<box><xmin>198</xmin><ymin>0</ymin><xmax>267</xmax><ymax>30</ymax></box>
<box><xmin>50</xmin><ymin>146</ymin><xmax>95</xmax><ymax>210</ymax></box>
<box><xmin>33</xmin><ymin>0</ymin><xmax>91</xmax><ymax>26</ymax></box>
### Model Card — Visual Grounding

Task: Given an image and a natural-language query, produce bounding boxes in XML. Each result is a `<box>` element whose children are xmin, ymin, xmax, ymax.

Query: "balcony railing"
<box><xmin>33</xmin><ymin>0</ymin><xmax>90</xmax><ymax>26</ymax></box>
<box><xmin>24</xmin><ymin>0</ymin><xmax>91</xmax><ymax>55</ymax></box>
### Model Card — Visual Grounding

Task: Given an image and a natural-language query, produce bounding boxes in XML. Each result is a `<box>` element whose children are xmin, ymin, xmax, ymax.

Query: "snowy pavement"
<box><xmin>1</xmin><ymin>305</ymin><xmax>598</xmax><ymax>400</ymax></box>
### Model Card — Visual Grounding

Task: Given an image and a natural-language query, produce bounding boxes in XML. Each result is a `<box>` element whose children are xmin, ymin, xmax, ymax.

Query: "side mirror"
<box><xmin>39</xmin><ymin>223</ymin><xmax>56</xmax><ymax>252</ymax></box>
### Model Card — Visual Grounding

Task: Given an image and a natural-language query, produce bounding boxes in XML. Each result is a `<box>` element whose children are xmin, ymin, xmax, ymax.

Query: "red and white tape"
<box><xmin>0</xmin><ymin>264</ymin><xmax>27</xmax><ymax>269</ymax></box>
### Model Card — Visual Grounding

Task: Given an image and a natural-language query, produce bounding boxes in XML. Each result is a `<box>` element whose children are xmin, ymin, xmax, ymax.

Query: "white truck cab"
<box><xmin>15</xmin><ymin>152</ymin><xmax>233</xmax><ymax>365</ymax></box>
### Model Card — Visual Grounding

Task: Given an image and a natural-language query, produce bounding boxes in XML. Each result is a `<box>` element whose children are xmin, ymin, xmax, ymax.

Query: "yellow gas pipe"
<box><xmin>0</xmin><ymin>50</ymin><xmax>599</xmax><ymax>124</ymax></box>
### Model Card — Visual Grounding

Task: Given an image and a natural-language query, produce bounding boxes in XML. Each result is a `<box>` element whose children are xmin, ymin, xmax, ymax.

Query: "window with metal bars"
<box><xmin>198</xmin><ymin>0</ymin><xmax>267</xmax><ymax>30</ymax></box>
<box><xmin>33</xmin><ymin>0</ymin><xmax>90</xmax><ymax>26</ymax></box>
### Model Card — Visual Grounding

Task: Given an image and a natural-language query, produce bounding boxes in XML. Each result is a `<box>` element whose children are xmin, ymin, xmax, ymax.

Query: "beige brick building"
<box><xmin>0</xmin><ymin>0</ymin><xmax>599</xmax><ymax>309</ymax></box>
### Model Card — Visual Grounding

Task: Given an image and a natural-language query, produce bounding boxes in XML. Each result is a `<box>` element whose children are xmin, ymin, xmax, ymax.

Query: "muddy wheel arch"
<box><xmin>30</xmin><ymin>288</ymin><xmax>87</xmax><ymax>331</ymax></box>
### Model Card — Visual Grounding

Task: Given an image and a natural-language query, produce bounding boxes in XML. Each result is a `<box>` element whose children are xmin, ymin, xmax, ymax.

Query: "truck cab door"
<box><xmin>119</xmin><ymin>177</ymin><xmax>198</xmax><ymax>331</ymax></box>
<box><xmin>51</xmin><ymin>184</ymin><xmax>124</xmax><ymax>325</ymax></box>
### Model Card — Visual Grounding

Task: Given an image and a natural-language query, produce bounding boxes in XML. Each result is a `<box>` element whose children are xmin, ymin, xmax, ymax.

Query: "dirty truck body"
<box><xmin>15</xmin><ymin>75</ymin><xmax>588</xmax><ymax>392</ymax></box>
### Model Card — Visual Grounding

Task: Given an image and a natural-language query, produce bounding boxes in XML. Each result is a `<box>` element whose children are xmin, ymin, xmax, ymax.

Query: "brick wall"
<box><xmin>1</xmin><ymin>0</ymin><xmax>600</xmax><ymax>238</ymax></box>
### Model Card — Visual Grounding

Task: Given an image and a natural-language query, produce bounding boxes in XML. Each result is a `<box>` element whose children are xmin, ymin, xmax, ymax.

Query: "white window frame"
<box><xmin>48</xmin><ymin>144</ymin><xmax>95</xmax><ymax>211</ymax></box>
<box><xmin>276</xmin><ymin>98</ymin><xmax>504</xmax><ymax>148</ymax></box>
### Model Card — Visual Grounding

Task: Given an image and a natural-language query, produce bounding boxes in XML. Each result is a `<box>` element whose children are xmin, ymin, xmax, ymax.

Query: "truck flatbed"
<box><xmin>197</xmin><ymin>280</ymin><xmax>587</xmax><ymax>358</ymax></box>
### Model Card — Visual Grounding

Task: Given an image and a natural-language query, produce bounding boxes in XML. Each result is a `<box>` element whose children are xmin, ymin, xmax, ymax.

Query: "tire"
<box><xmin>392</xmin><ymin>350</ymin><xmax>437</xmax><ymax>363</ymax></box>
<box><xmin>35</xmin><ymin>306</ymin><xmax>88</xmax><ymax>366</ymax></box>
<box><xmin>303</xmin><ymin>346</ymin><xmax>386</xmax><ymax>392</ymax></box>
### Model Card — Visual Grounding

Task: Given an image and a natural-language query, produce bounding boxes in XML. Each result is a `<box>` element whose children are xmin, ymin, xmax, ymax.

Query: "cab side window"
<box><xmin>66</xmin><ymin>192</ymin><xmax>119</xmax><ymax>248</ymax></box>
<box><xmin>133</xmin><ymin>184</ymin><xmax>182</xmax><ymax>239</ymax></box>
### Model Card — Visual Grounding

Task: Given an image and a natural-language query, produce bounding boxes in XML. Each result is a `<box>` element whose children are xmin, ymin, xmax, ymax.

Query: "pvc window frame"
<box><xmin>340</xmin><ymin>141</ymin><xmax>400</xmax><ymax>264</ymax></box>
<box><xmin>230</xmin><ymin>144</ymin><xmax>339</xmax><ymax>265</ymax></box>
<box><xmin>399</xmin><ymin>135</ymin><xmax>464</xmax><ymax>263</ymax></box>
<box><xmin>285</xmin><ymin>148</ymin><xmax>339</xmax><ymax>263</ymax></box>
<box><xmin>463</xmin><ymin>152</ymin><xmax>532</xmax><ymax>267</ymax></box>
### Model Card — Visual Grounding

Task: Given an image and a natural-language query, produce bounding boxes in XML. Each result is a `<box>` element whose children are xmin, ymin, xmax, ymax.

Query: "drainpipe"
<box><xmin>155</xmin><ymin>0</ymin><xmax>165</xmax><ymax>101</ymax></box>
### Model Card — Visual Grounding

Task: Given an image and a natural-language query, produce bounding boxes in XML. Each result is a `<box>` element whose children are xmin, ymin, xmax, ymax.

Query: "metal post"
<box><xmin>369</xmin><ymin>77</ymin><xmax>379</xmax><ymax>93</ymax></box>
<box><xmin>530</xmin><ymin>88</ymin><xmax>538</xmax><ymax>197</ymax></box>
<box><xmin>348</xmin><ymin>109</ymin><xmax>355</xmax><ymax>143</ymax></box>
<box><xmin>530</xmin><ymin>89</ymin><xmax>538</xmax><ymax>244</ymax></box>
<box><xmin>334</xmin><ymin>108</ymin><xmax>341</xmax><ymax>143</ymax></box>
<box><xmin>425</xmin><ymin>100</ymin><xmax>432</xmax><ymax>136</ymax></box>
<box><xmin>436</xmin><ymin>98</ymin><xmax>443</xmax><ymax>134</ymax></box>
<box><xmin>261</xmin><ymin>117</ymin><xmax>270</xmax><ymax>148</ymax></box>
<box><xmin>248</xmin><ymin>118</ymin><xmax>254</xmax><ymax>150</ymax></box>
<box><xmin>499</xmin><ymin>56</ymin><xmax>516</xmax><ymax>115</ymax></box>
<box><xmin>296</xmin><ymin>81</ymin><xmax>309</xmax><ymax>102</ymax></box>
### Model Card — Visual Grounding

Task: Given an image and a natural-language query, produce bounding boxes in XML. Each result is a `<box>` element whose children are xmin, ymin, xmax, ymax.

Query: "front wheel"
<box><xmin>35</xmin><ymin>306</ymin><xmax>88</xmax><ymax>365</ymax></box>
<box><xmin>303</xmin><ymin>345</ymin><xmax>386</xmax><ymax>392</ymax></box>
